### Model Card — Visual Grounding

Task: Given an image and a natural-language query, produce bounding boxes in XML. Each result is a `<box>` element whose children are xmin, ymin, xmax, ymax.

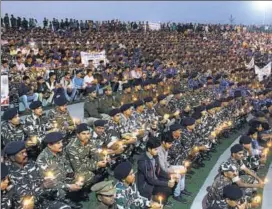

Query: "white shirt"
<box><xmin>16</xmin><ymin>62</ymin><xmax>27</xmax><ymax>72</ymax></box>
<box><xmin>83</xmin><ymin>75</ymin><xmax>94</xmax><ymax>88</ymax></box>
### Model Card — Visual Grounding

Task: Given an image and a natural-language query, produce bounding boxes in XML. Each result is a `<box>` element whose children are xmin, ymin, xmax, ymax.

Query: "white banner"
<box><xmin>1</xmin><ymin>75</ymin><xmax>9</xmax><ymax>106</ymax></box>
<box><xmin>245</xmin><ymin>57</ymin><xmax>254</xmax><ymax>70</ymax></box>
<box><xmin>80</xmin><ymin>50</ymin><xmax>107</xmax><ymax>68</ymax></box>
<box><xmin>148</xmin><ymin>22</ymin><xmax>161</xmax><ymax>31</ymax></box>
<box><xmin>255</xmin><ymin>62</ymin><xmax>271</xmax><ymax>81</ymax></box>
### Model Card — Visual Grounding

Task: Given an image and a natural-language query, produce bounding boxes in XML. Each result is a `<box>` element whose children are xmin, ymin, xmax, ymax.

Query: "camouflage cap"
<box><xmin>91</xmin><ymin>180</ymin><xmax>116</xmax><ymax>196</ymax></box>
<box><xmin>219</xmin><ymin>162</ymin><xmax>237</xmax><ymax>173</ymax></box>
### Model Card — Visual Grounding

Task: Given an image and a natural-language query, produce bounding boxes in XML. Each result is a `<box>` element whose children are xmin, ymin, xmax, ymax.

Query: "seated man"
<box><xmin>18</xmin><ymin>75</ymin><xmax>39</xmax><ymax>111</ymax></box>
<box><xmin>137</xmin><ymin>137</ymin><xmax>175</xmax><ymax>205</ymax></box>
<box><xmin>114</xmin><ymin>161</ymin><xmax>161</xmax><ymax>209</ymax></box>
<box><xmin>157</xmin><ymin>135</ymin><xmax>191</xmax><ymax>204</ymax></box>
<box><xmin>91</xmin><ymin>180</ymin><xmax>116</xmax><ymax>209</ymax></box>
<box><xmin>60</xmin><ymin>72</ymin><xmax>77</xmax><ymax>102</ymax></box>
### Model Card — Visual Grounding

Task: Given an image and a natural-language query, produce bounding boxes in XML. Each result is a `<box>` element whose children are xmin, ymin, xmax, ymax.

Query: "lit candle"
<box><xmin>158</xmin><ymin>196</ymin><xmax>163</xmax><ymax>207</ymax></box>
<box><xmin>227</xmin><ymin>121</ymin><xmax>232</xmax><ymax>126</ymax></box>
<box><xmin>253</xmin><ymin>195</ymin><xmax>262</xmax><ymax>204</ymax></box>
<box><xmin>194</xmin><ymin>146</ymin><xmax>199</xmax><ymax>153</ymax></box>
<box><xmin>211</xmin><ymin>131</ymin><xmax>217</xmax><ymax>137</ymax></box>
<box><xmin>22</xmin><ymin>196</ymin><xmax>34</xmax><ymax>207</ymax></box>
<box><xmin>45</xmin><ymin>171</ymin><xmax>55</xmax><ymax>180</ymax></box>
<box><xmin>76</xmin><ymin>176</ymin><xmax>85</xmax><ymax>187</ymax></box>
<box><xmin>163</xmin><ymin>114</ymin><xmax>170</xmax><ymax>120</ymax></box>
<box><xmin>31</xmin><ymin>136</ymin><xmax>38</xmax><ymax>144</ymax></box>
<box><xmin>103</xmin><ymin>150</ymin><xmax>108</xmax><ymax>162</ymax></box>
<box><xmin>267</xmin><ymin>141</ymin><xmax>272</xmax><ymax>148</ymax></box>
<box><xmin>184</xmin><ymin>160</ymin><xmax>191</xmax><ymax>168</ymax></box>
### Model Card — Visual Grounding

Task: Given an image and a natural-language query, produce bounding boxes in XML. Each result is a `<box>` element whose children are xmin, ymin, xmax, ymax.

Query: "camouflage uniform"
<box><xmin>36</xmin><ymin>147</ymin><xmax>74</xmax><ymax>199</ymax></box>
<box><xmin>47</xmin><ymin>108</ymin><xmax>75</xmax><ymax>145</ymax></box>
<box><xmin>98</xmin><ymin>95</ymin><xmax>119</xmax><ymax>114</ymax></box>
<box><xmin>91</xmin><ymin>130</ymin><xmax>111</xmax><ymax>149</ymax></box>
<box><xmin>242</xmin><ymin>149</ymin><xmax>260</xmax><ymax>171</ymax></box>
<box><xmin>1</xmin><ymin>188</ymin><xmax>14</xmax><ymax>209</ymax></box>
<box><xmin>206</xmin><ymin>174</ymin><xmax>233</xmax><ymax>207</ymax></box>
<box><xmin>120</xmin><ymin>93</ymin><xmax>133</xmax><ymax>105</ymax></box>
<box><xmin>84</xmin><ymin>97</ymin><xmax>103</xmax><ymax>119</ymax></box>
<box><xmin>8</xmin><ymin>160</ymin><xmax>71</xmax><ymax>209</ymax></box>
<box><xmin>115</xmin><ymin>182</ymin><xmax>150</xmax><ymax>209</ymax></box>
<box><xmin>1</xmin><ymin>121</ymin><xmax>26</xmax><ymax>148</ymax></box>
<box><xmin>66</xmin><ymin>137</ymin><xmax>98</xmax><ymax>187</ymax></box>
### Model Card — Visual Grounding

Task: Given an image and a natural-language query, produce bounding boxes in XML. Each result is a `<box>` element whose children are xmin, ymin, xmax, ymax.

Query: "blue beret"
<box><xmin>1</xmin><ymin>163</ymin><xmax>9</xmax><ymax>180</ymax></box>
<box><xmin>230</xmin><ymin>144</ymin><xmax>243</xmax><ymax>153</ymax></box>
<box><xmin>182</xmin><ymin>117</ymin><xmax>195</xmax><ymax>126</ymax></box>
<box><xmin>4</xmin><ymin>141</ymin><xmax>25</xmax><ymax>156</ymax></box>
<box><xmin>2</xmin><ymin>108</ymin><xmax>18</xmax><ymax>121</ymax></box>
<box><xmin>194</xmin><ymin>105</ymin><xmax>205</xmax><ymax>113</ymax></box>
<box><xmin>223</xmin><ymin>185</ymin><xmax>243</xmax><ymax>200</ymax></box>
<box><xmin>133</xmin><ymin>79</ymin><xmax>142</xmax><ymax>86</ymax></box>
<box><xmin>157</xmin><ymin>94</ymin><xmax>167</xmax><ymax>102</ymax></box>
<box><xmin>144</xmin><ymin>97</ymin><xmax>153</xmax><ymax>103</ymax></box>
<box><xmin>169</xmin><ymin>124</ymin><xmax>182</xmax><ymax>132</ymax></box>
<box><xmin>29</xmin><ymin>101</ymin><xmax>42</xmax><ymax>110</ymax></box>
<box><xmin>206</xmin><ymin>103</ymin><xmax>215</xmax><ymax>110</ymax></box>
<box><xmin>173</xmin><ymin>89</ymin><xmax>182</xmax><ymax>95</ymax></box>
<box><xmin>134</xmin><ymin>100</ymin><xmax>144</xmax><ymax>108</ymax></box>
<box><xmin>213</xmin><ymin>100</ymin><xmax>222</xmax><ymax>107</ymax></box>
<box><xmin>114</xmin><ymin>161</ymin><xmax>132</xmax><ymax>181</ymax></box>
<box><xmin>120</xmin><ymin>104</ymin><xmax>132</xmax><ymax>112</ymax></box>
<box><xmin>122</xmin><ymin>83</ymin><xmax>131</xmax><ymax>90</ymax></box>
<box><xmin>76</xmin><ymin>69</ymin><xmax>82</xmax><ymax>74</ymax></box>
<box><xmin>192</xmin><ymin>111</ymin><xmax>202</xmax><ymax>120</ymax></box>
<box><xmin>234</xmin><ymin>90</ymin><xmax>242</xmax><ymax>98</ymax></box>
<box><xmin>44</xmin><ymin>132</ymin><xmax>63</xmax><ymax>144</ymax></box>
<box><xmin>76</xmin><ymin>123</ymin><xmax>89</xmax><ymax>134</ymax></box>
<box><xmin>142</xmin><ymin>80</ymin><xmax>151</xmax><ymax>86</ymax></box>
<box><xmin>166</xmin><ymin>74</ymin><xmax>173</xmax><ymax>79</ymax></box>
<box><xmin>239</xmin><ymin>135</ymin><xmax>252</xmax><ymax>145</ymax></box>
<box><xmin>94</xmin><ymin>120</ymin><xmax>108</xmax><ymax>127</ymax></box>
<box><xmin>109</xmin><ymin>108</ymin><xmax>121</xmax><ymax>117</ymax></box>
<box><xmin>54</xmin><ymin>95</ymin><xmax>68</xmax><ymax>106</ymax></box>
<box><xmin>86</xmin><ymin>86</ymin><xmax>97</xmax><ymax>94</ymax></box>
<box><xmin>157</xmin><ymin>78</ymin><xmax>163</xmax><ymax>83</ymax></box>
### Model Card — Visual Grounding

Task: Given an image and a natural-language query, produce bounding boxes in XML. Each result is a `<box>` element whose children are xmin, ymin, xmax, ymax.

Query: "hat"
<box><xmin>213</xmin><ymin>100</ymin><xmax>222</xmax><ymax>107</ymax></box>
<box><xmin>109</xmin><ymin>108</ymin><xmax>120</xmax><ymax>117</ymax></box>
<box><xmin>44</xmin><ymin>132</ymin><xmax>63</xmax><ymax>144</ymax></box>
<box><xmin>157</xmin><ymin>94</ymin><xmax>167</xmax><ymax>102</ymax></box>
<box><xmin>162</xmin><ymin>135</ymin><xmax>175</xmax><ymax>143</ymax></box>
<box><xmin>230</xmin><ymin>144</ymin><xmax>244</xmax><ymax>154</ymax></box>
<box><xmin>142</xmin><ymin>80</ymin><xmax>151</xmax><ymax>87</ymax></box>
<box><xmin>2</xmin><ymin>108</ymin><xmax>18</xmax><ymax>121</ymax></box>
<box><xmin>182</xmin><ymin>117</ymin><xmax>195</xmax><ymax>126</ymax></box>
<box><xmin>146</xmin><ymin>137</ymin><xmax>161</xmax><ymax>149</ymax></box>
<box><xmin>114</xmin><ymin>161</ymin><xmax>132</xmax><ymax>181</ymax></box>
<box><xmin>219</xmin><ymin>162</ymin><xmax>237</xmax><ymax>173</ymax></box>
<box><xmin>192</xmin><ymin>111</ymin><xmax>202</xmax><ymax>120</ymax></box>
<box><xmin>134</xmin><ymin>100</ymin><xmax>144</xmax><ymax>108</ymax></box>
<box><xmin>247</xmin><ymin>127</ymin><xmax>258</xmax><ymax>136</ymax></box>
<box><xmin>94</xmin><ymin>120</ymin><xmax>107</xmax><ymax>127</ymax></box>
<box><xmin>120</xmin><ymin>104</ymin><xmax>132</xmax><ymax>112</ymax></box>
<box><xmin>239</xmin><ymin>135</ymin><xmax>252</xmax><ymax>145</ymax></box>
<box><xmin>86</xmin><ymin>86</ymin><xmax>97</xmax><ymax>94</ymax></box>
<box><xmin>4</xmin><ymin>141</ymin><xmax>25</xmax><ymax>156</ymax></box>
<box><xmin>54</xmin><ymin>95</ymin><xmax>68</xmax><ymax>106</ymax></box>
<box><xmin>104</xmin><ymin>86</ymin><xmax>112</xmax><ymax>91</ymax></box>
<box><xmin>169</xmin><ymin>124</ymin><xmax>182</xmax><ymax>132</ymax></box>
<box><xmin>234</xmin><ymin>91</ymin><xmax>242</xmax><ymax>98</ymax></box>
<box><xmin>194</xmin><ymin>105</ymin><xmax>205</xmax><ymax>113</ymax></box>
<box><xmin>29</xmin><ymin>101</ymin><xmax>42</xmax><ymax>110</ymax></box>
<box><xmin>134</xmin><ymin>79</ymin><xmax>142</xmax><ymax>86</ymax></box>
<box><xmin>76</xmin><ymin>123</ymin><xmax>89</xmax><ymax>134</ymax></box>
<box><xmin>1</xmin><ymin>163</ymin><xmax>9</xmax><ymax>180</ymax></box>
<box><xmin>166</xmin><ymin>74</ymin><xmax>173</xmax><ymax>79</ymax></box>
<box><xmin>91</xmin><ymin>180</ymin><xmax>116</xmax><ymax>196</ymax></box>
<box><xmin>206</xmin><ymin>103</ymin><xmax>215</xmax><ymax>110</ymax></box>
<box><xmin>172</xmin><ymin>89</ymin><xmax>182</xmax><ymax>95</ymax></box>
<box><xmin>223</xmin><ymin>185</ymin><xmax>243</xmax><ymax>200</ymax></box>
<box><xmin>122</xmin><ymin>83</ymin><xmax>131</xmax><ymax>90</ymax></box>
<box><xmin>144</xmin><ymin>97</ymin><xmax>153</xmax><ymax>103</ymax></box>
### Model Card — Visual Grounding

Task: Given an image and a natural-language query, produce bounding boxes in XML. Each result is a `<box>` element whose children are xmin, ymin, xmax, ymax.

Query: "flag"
<box><xmin>245</xmin><ymin>57</ymin><xmax>254</xmax><ymax>69</ymax></box>
<box><xmin>255</xmin><ymin>62</ymin><xmax>271</xmax><ymax>81</ymax></box>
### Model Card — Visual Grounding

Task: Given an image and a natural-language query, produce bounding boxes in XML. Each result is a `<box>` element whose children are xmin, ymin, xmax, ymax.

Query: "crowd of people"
<box><xmin>1</xmin><ymin>13</ymin><xmax>272</xmax><ymax>209</ymax></box>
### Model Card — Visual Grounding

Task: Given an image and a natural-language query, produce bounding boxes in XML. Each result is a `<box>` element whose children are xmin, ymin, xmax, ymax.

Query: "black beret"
<box><xmin>134</xmin><ymin>100</ymin><xmax>144</xmax><ymax>108</ymax></box>
<box><xmin>109</xmin><ymin>108</ymin><xmax>120</xmax><ymax>117</ymax></box>
<box><xmin>86</xmin><ymin>86</ymin><xmax>97</xmax><ymax>94</ymax></box>
<box><xmin>166</xmin><ymin>74</ymin><xmax>173</xmax><ymax>79</ymax></box>
<box><xmin>146</xmin><ymin>137</ymin><xmax>161</xmax><ymax>149</ymax></box>
<box><xmin>1</xmin><ymin>163</ymin><xmax>9</xmax><ymax>180</ymax></box>
<box><xmin>173</xmin><ymin>89</ymin><xmax>182</xmax><ymax>95</ymax></box>
<box><xmin>76</xmin><ymin>123</ymin><xmax>89</xmax><ymax>134</ymax></box>
<box><xmin>54</xmin><ymin>95</ymin><xmax>68</xmax><ymax>106</ymax></box>
<box><xmin>206</xmin><ymin>103</ymin><xmax>215</xmax><ymax>110</ymax></box>
<box><xmin>265</xmin><ymin>102</ymin><xmax>272</xmax><ymax>108</ymax></box>
<box><xmin>29</xmin><ymin>101</ymin><xmax>42</xmax><ymax>110</ymax></box>
<box><xmin>207</xmin><ymin>76</ymin><xmax>213</xmax><ymax>80</ymax></box>
<box><xmin>120</xmin><ymin>103</ymin><xmax>132</xmax><ymax>112</ymax></box>
<box><xmin>4</xmin><ymin>141</ymin><xmax>25</xmax><ymax>156</ymax></box>
<box><xmin>162</xmin><ymin>134</ymin><xmax>175</xmax><ymax>143</ymax></box>
<box><xmin>144</xmin><ymin>97</ymin><xmax>153</xmax><ymax>103</ymax></box>
<box><xmin>134</xmin><ymin>79</ymin><xmax>142</xmax><ymax>86</ymax></box>
<box><xmin>190</xmin><ymin>72</ymin><xmax>198</xmax><ymax>78</ymax></box>
<box><xmin>122</xmin><ymin>83</ymin><xmax>131</xmax><ymax>90</ymax></box>
<box><xmin>114</xmin><ymin>161</ymin><xmax>132</xmax><ymax>181</ymax></box>
<box><xmin>157</xmin><ymin>94</ymin><xmax>167</xmax><ymax>102</ymax></box>
<box><xmin>234</xmin><ymin>90</ymin><xmax>242</xmax><ymax>98</ymax></box>
<box><xmin>223</xmin><ymin>185</ymin><xmax>243</xmax><ymax>200</ymax></box>
<box><xmin>142</xmin><ymin>80</ymin><xmax>151</xmax><ymax>86</ymax></box>
<box><xmin>2</xmin><ymin>108</ymin><xmax>18</xmax><ymax>121</ymax></box>
<box><xmin>254</xmin><ymin>111</ymin><xmax>266</xmax><ymax>118</ymax></box>
<box><xmin>94</xmin><ymin>120</ymin><xmax>107</xmax><ymax>127</ymax></box>
<box><xmin>44</xmin><ymin>132</ymin><xmax>63</xmax><ymax>144</ymax></box>
<box><xmin>247</xmin><ymin>127</ymin><xmax>258</xmax><ymax>136</ymax></box>
<box><xmin>230</xmin><ymin>144</ymin><xmax>244</xmax><ymax>154</ymax></box>
<box><xmin>239</xmin><ymin>135</ymin><xmax>252</xmax><ymax>145</ymax></box>
<box><xmin>76</xmin><ymin>69</ymin><xmax>82</xmax><ymax>74</ymax></box>
<box><xmin>192</xmin><ymin>111</ymin><xmax>202</xmax><ymax>120</ymax></box>
<box><xmin>213</xmin><ymin>100</ymin><xmax>222</xmax><ymax>107</ymax></box>
<box><xmin>182</xmin><ymin>117</ymin><xmax>195</xmax><ymax>126</ymax></box>
<box><xmin>169</xmin><ymin>124</ymin><xmax>182</xmax><ymax>132</ymax></box>
<box><xmin>194</xmin><ymin>105</ymin><xmax>205</xmax><ymax>113</ymax></box>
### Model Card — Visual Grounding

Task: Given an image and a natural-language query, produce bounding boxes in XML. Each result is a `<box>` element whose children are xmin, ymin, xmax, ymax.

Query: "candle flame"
<box><xmin>184</xmin><ymin>160</ymin><xmax>191</xmax><ymax>168</ymax></box>
<box><xmin>253</xmin><ymin>195</ymin><xmax>262</xmax><ymax>204</ymax></box>
<box><xmin>22</xmin><ymin>196</ymin><xmax>34</xmax><ymax>207</ymax></box>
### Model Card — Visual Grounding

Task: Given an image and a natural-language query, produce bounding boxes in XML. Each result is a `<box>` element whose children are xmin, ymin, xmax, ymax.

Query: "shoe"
<box><xmin>181</xmin><ymin>190</ymin><xmax>192</xmax><ymax>197</ymax></box>
<box><xmin>173</xmin><ymin>195</ymin><xmax>188</xmax><ymax>204</ymax></box>
<box><xmin>164</xmin><ymin>200</ymin><xmax>173</xmax><ymax>207</ymax></box>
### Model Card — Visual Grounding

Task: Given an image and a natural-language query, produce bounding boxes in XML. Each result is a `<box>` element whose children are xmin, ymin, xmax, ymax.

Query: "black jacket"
<box><xmin>137</xmin><ymin>152</ymin><xmax>168</xmax><ymax>199</ymax></box>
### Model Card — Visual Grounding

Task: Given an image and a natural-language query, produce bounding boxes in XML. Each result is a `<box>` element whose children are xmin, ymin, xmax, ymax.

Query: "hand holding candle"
<box><xmin>75</xmin><ymin>175</ymin><xmax>85</xmax><ymax>187</ymax></box>
<box><xmin>22</xmin><ymin>196</ymin><xmax>34</xmax><ymax>209</ymax></box>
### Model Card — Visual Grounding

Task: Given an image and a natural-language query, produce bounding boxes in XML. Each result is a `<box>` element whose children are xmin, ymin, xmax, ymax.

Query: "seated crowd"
<box><xmin>1</xmin><ymin>14</ymin><xmax>272</xmax><ymax>209</ymax></box>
